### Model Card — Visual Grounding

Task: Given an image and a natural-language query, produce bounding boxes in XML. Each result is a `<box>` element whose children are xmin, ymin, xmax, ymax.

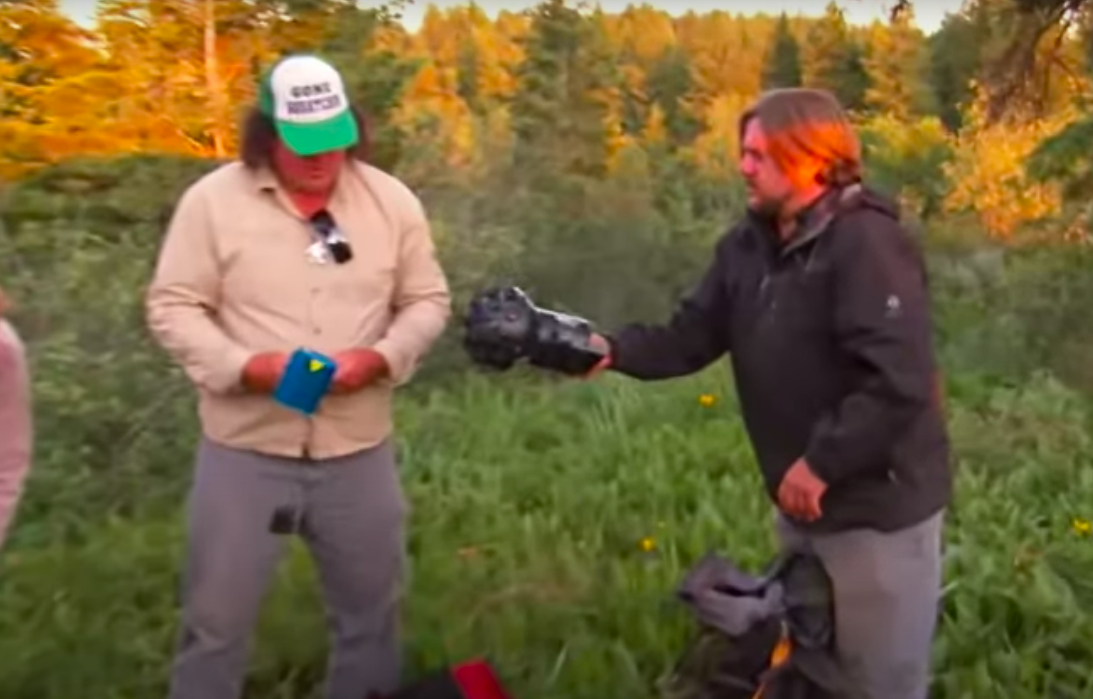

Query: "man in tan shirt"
<box><xmin>0</xmin><ymin>286</ymin><xmax>33</xmax><ymax>555</ymax></box>
<box><xmin>145</xmin><ymin>54</ymin><xmax>451</xmax><ymax>699</ymax></box>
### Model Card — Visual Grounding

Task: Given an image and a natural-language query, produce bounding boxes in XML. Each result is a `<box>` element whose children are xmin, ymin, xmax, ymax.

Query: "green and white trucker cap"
<box><xmin>258</xmin><ymin>54</ymin><xmax>359</xmax><ymax>156</ymax></box>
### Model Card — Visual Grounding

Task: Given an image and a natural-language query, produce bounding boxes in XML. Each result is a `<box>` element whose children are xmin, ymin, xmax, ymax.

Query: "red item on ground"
<box><xmin>369</xmin><ymin>658</ymin><xmax>514</xmax><ymax>699</ymax></box>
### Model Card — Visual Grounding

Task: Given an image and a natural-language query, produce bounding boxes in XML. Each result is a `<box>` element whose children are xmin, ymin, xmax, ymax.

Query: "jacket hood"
<box><xmin>847</xmin><ymin>183</ymin><xmax>902</xmax><ymax>220</ymax></box>
<box><xmin>779</xmin><ymin>183</ymin><xmax>902</xmax><ymax>256</ymax></box>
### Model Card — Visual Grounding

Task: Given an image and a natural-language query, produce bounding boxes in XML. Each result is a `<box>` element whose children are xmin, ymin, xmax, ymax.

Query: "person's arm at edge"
<box><xmin>0</xmin><ymin>325</ymin><xmax>32</xmax><ymax>553</ymax></box>
<box><xmin>601</xmin><ymin>234</ymin><xmax>732</xmax><ymax>380</ymax></box>
<box><xmin>803</xmin><ymin>212</ymin><xmax>939</xmax><ymax>485</ymax></box>
<box><xmin>144</xmin><ymin>184</ymin><xmax>252</xmax><ymax>395</ymax></box>
<box><xmin>370</xmin><ymin>188</ymin><xmax>453</xmax><ymax>386</ymax></box>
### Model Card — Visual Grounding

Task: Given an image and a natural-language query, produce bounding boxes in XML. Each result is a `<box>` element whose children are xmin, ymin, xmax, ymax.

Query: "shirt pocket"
<box><xmin>218</xmin><ymin>221</ymin><xmax>313</xmax><ymax>318</ymax></box>
<box><xmin>324</xmin><ymin>242</ymin><xmax>398</xmax><ymax>305</ymax></box>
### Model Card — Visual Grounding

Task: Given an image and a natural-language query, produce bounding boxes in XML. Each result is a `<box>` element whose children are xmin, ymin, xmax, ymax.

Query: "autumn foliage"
<box><xmin>0</xmin><ymin>0</ymin><xmax>1089</xmax><ymax>243</ymax></box>
<box><xmin>4</xmin><ymin>3</ymin><xmax>1093</xmax><ymax>698</ymax></box>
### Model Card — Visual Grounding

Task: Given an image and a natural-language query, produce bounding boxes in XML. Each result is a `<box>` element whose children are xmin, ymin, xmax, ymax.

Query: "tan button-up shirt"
<box><xmin>145</xmin><ymin>159</ymin><xmax>451</xmax><ymax>460</ymax></box>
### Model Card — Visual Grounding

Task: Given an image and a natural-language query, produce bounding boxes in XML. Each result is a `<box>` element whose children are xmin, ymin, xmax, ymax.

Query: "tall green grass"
<box><xmin>1</xmin><ymin>365</ymin><xmax>1091</xmax><ymax>699</ymax></box>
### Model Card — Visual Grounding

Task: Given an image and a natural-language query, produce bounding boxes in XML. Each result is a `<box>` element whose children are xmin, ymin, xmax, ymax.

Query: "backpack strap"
<box><xmin>676</xmin><ymin>552</ymin><xmax>787</xmax><ymax>636</ymax></box>
<box><xmin>748</xmin><ymin>620</ymin><xmax>793</xmax><ymax>699</ymax></box>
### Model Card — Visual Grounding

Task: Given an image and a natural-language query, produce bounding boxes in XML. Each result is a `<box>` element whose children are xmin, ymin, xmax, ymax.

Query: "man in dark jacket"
<box><xmin>587</xmin><ymin>88</ymin><xmax>951</xmax><ymax>699</ymax></box>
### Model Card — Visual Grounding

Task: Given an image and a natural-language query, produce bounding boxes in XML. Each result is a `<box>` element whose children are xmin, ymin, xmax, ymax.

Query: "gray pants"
<box><xmin>167</xmin><ymin>437</ymin><xmax>407</xmax><ymax>699</ymax></box>
<box><xmin>775</xmin><ymin>509</ymin><xmax>945</xmax><ymax>699</ymax></box>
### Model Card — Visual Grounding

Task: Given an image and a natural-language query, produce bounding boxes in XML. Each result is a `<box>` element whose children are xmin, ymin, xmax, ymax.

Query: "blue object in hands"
<box><xmin>273</xmin><ymin>348</ymin><xmax>337</xmax><ymax>415</ymax></box>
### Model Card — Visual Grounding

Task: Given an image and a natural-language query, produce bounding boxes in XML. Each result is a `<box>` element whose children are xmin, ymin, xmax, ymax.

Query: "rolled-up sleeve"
<box><xmin>371</xmin><ymin>194</ymin><xmax>452</xmax><ymax>385</ymax></box>
<box><xmin>0</xmin><ymin>325</ymin><xmax>33</xmax><ymax>552</ymax></box>
<box><xmin>145</xmin><ymin>186</ymin><xmax>252</xmax><ymax>394</ymax></box>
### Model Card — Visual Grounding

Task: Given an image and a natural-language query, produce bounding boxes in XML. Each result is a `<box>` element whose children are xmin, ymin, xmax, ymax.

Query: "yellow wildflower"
<box><xmin>640</xmin><ymin>537</ymin><xmax>656</xmax><ymax>552</ymax></box>
<box><xmin>1072</xmin><ymin>517</ymin><xmax>1090</xmax><ymax>537</ymax></box>
<box><xmin>698</xmin><ymin>393</ymin><xmax>716</xmax><ymax>407</ymax></box>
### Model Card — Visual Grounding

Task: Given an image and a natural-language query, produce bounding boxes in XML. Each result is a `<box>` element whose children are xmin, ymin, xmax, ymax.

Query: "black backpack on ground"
<box><xmin>660</xmin><ymin>550</ymin><xmax>867</xmax><ymax>699</ymax></box>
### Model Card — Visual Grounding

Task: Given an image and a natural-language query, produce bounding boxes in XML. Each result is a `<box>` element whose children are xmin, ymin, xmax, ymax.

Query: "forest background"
<box><xmin>2</xmin><ymin>0</ymin><xmax>1093</xmax><ymax>697</ymax></box>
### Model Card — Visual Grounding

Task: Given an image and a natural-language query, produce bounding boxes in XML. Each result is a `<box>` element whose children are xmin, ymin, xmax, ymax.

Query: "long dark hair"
<box><xmin>239</xmin><ymin>104</ymin><xmax>372</xmax><ymax>168</ymax></box>
<box><xmin>738</xmin><ymin>88</ymin><xmax>863</xmax><ymax>188</ymax></box>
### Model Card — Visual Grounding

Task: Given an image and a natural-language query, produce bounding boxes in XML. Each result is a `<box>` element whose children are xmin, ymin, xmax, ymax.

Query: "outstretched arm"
<box><xmin>603</xmin><ymin>240</ymin><xmax>731</xmax><ymax>380</ymax></box>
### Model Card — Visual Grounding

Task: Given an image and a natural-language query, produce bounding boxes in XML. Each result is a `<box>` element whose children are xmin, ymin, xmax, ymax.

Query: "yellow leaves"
<box><xmin>643</xmin><ymin>104</ymin><xmax>668</xmax><ymax>146</ymax></box>
<box><xmin>402</xmin><ymin>61</ymin><xmax>450</xmax><ymax>101</ymax></box>
<box><xmin>0</xmin><ymin>0</ymin><xmax>1084</xmax><ymax>261</ymax></box>
<box><xmin>404</xmin><ymin>4</ymin><xmax>524</xmax><ymax>104</ymax></box>
<box><xmin>468</xmin><ymin>22</ymin><xmax>525</xmax><ymax>103</ymax></box>
<box><xmin>679</xmin><ymin>11</ymin><xmax>751</xmax><ymax>101</ymax></box>
<box><xmin>800</xmin><ymin>2</ymin><xmax>851</xmax><ymax>90</ymax></box>
<box><xmin>688</xmin><ymin>92</ymin><xmax>750</xmax><ymax>178</ymax></box>
<box><xmin>614</xmin><ymin>5</ymin><xmax>677</xmax><ymax>64</ymax></box>
<box><xmin>417</xmin><ymin>5</ymin><xmax>458</xmax><ymax>63</ymax></box>
<box><xmin>858</xmin><ymin>111</ymin><xmax>950</xmax><ymax>217</ymax></box>
<box><xmin>392</xmin><ymin>61</ymin><xmax>478</xmax><ymax>171</ymax></box>
<box><xmin>861</xmin><ymin>13</ymin><xmax>928</xmax><ymax>119</ymax></box>
<box><xmin>603</xmin><ymin>110</ymin><xmax>634</xmax><ymax>175</ymax></box>
<box><xmin>367</xmin><ymin>23</ymin><xmax>413</xmax><ymax>55</ymax></box>
<box><xmin>0</xmin><ymin>1</ymin><xmax>136</xmax><ymax>172</ymax></box>
<box><xmin>619</xmin><ymin>63</ymin><xmax>647</xmax><ymax>103</ymax></box>
<box><xmin>861</xmin><ymin>112</ymin><xmax>948</xmax><ymax>158</ymax></box>
<box><xmin>943</xmin><ymin>84</ymin><xmax>1081</xmax><ymax>240</ymax></box>
<box><xmin>0</xmin><ymin>0</ymin><xmax>98</xmax><ymax>74</ymax></box>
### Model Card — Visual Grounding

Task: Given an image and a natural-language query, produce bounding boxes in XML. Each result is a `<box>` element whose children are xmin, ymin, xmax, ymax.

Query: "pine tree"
<box><xmin>863</xmin><ymin>4</ymin><xmax>933</xmax><ymax>119</ymax></box>
<box><xmin>762</xmin><ymin>13</ymin><xmax>802</xmax><ymax>89</ymax></box>
<box><xmin>801</xmin><ymin>2</ymin><xmax>870</xmax><ymax>111</ymax></box>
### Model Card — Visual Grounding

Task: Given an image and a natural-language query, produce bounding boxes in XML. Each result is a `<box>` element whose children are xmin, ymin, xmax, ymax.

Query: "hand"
<box><xmin>777</xmin><ymin>458</ymin><xmax>827</xmax><ymax>522</ymax></box>
<box><xmin>330</xmin><ymin>347</ymin><xmax>388</xmax><ymax>394</ymax></box>
<box><xmin>582</xmin><ymin>333</ymin><xmax>612</xmax><ymax>379</ymax></box>
<box><xmin>242</xmin><ymin>351</ymin><xmax>290</xmax><ymax>393</ymax></box>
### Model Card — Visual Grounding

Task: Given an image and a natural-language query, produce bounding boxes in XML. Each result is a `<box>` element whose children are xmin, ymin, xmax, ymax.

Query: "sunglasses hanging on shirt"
<box><xmin>305</xmin><ymin>210</ymin><xmax>354</xmax><ymax>265</ymax></box>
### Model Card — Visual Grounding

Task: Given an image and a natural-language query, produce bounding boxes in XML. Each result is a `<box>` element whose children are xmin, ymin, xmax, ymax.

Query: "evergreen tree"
<box><xmin>762</xmin><ymin>13</ymin><xmax>802</xmax><ymax>89</ymax></box>
<box><xmin>863</xmin><ymin>4</ymin><xmax>933</xmax><ymax>119</ymax></box>
<box><xmin>801</xmin><ymin>2</ymin><xmax>870</xmax><ymax>111</ymax></box>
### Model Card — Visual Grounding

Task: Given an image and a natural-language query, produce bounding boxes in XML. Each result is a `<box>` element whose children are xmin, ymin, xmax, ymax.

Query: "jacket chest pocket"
<box><xmin>757</xmin><ymin>257</ymin><xmax>833</xmax><ymax>340</ymax></box>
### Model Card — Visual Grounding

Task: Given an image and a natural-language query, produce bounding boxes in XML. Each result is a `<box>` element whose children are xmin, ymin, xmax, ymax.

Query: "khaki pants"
<box><xmin>775</xmin><ymin>509</ymin><xmax>945</xmax><ymax>699</ymax></box>
<box><xmin>167</xmin><ymin>437</ymin><xmax>407</xmax><ymax>699</ymax></box>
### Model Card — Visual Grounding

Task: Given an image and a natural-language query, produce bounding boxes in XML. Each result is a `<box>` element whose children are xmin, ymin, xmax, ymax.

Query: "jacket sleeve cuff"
<box><xmin>802</xmin><ymin>448</ymin><xmax>839</xmax><ymax>485</ymax></box>
<box><xmin>603</xmin><ymin>334</ymin><xmax>620</xmax><ymax>369</ymax></box>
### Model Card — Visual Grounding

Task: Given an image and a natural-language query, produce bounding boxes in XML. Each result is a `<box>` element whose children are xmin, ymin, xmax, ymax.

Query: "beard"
<box><xmin>746</xmin><ymin>189</ymin><xmax>792</xmax><ymax>219</ymax></box>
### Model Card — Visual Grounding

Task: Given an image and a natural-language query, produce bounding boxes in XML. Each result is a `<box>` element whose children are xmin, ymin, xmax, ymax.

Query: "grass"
<box><xmin>1</xmin><ymin>364</ymin><xmax>1092</xmax><ymax>699</ymax></box>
